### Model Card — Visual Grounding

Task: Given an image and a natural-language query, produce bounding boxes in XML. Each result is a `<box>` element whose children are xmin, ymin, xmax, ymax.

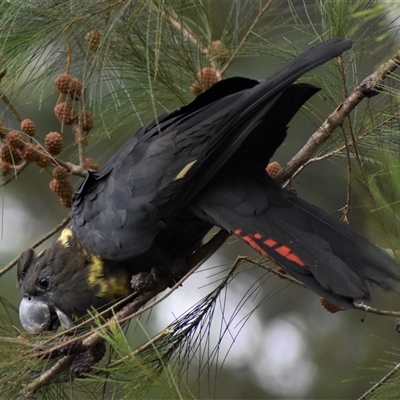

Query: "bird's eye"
<box><xmin>38</xmin><ymin>277</ymin><xmax>49</xmax><ymax>290</ymax></box>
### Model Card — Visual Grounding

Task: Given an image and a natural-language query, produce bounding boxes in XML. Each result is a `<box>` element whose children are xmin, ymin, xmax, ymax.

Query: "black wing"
<box><xmin>71</xmin><ymin>39</ymin><xmax>352</xmax><ymax>261</ymax></box>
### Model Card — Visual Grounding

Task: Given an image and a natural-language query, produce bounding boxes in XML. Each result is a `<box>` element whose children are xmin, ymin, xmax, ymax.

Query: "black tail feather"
<box><xmin>193</xmin><ymin>172</ymin><xmax>399</xmax><ymax>307</ymax></box>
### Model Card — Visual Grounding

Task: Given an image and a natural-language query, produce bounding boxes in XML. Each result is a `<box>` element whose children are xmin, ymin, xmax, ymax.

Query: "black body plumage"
<box><xmin>71</xmin><ymin>39</ymin><xmax>353</xmax><ymax>261</ymax></box>
<box><xmin>17</xmin><ymin>39</ymin><xmax>399</xmax><ymax>333</ymax></box>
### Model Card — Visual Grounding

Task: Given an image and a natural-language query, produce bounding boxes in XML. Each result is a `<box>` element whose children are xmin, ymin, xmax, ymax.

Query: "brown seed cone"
<box><xmin>70</xmin><ymin>341</ymin><xmax>106</xmax><ymax>378</ymax></box>
<box><xmin>85</xmin><ymin>31</ymin><xmax>101</xmax><ymax>53</ymax></box>
<box><xmin>49</xmin><ymin>179</ymin><xmax>73</xmax><ymax>197</ymax></box>
<box><xmin>54</xmin><ymin>102</ymin><xmax>74</xmax><ymax>125</ymax></box>
<box><xmin>190</xmin><ymin>67</ymin><xmax>220</xmax><ymax>96</ymax></box>
<box><xmin>1</xmin><ymin>144</ymin><xmax>11</xmax><ymax>163</ymax></box>
<box><xmin>53</xmin><ymin>166</ymin><xmax>68</xmax><ymax>181</ymax></box>
<box><xmin>189</xmin><ymin>82</ymin><xmax>202</xmax><ymax>96</ymax></box>
<box><xmin>68</xmin><ymin>77</ymin><xmax>82</xmax><ymax>101</ymax></box>
<box><xmin>82</xmin><ymin>110</ymin><xmax>94</xmax><ymax>131</ymax></box>
<box><xmin>35</xmin><ymin>145</ymin><xmax>52</xmax><ymax>168</ymax></box>
<box><xmin>49</xmin><ymin>337</ymin><xmax>85</xmax><ymax>359</ymax></box>
<box><xmin>20</xmin><ymin>144</ymin><xmax>39</xmax><ymax>163</ymax></box>
<box><xmin>6</xmin><ymin>130</ymin><xmax>24</xmax><ymax>149</ymax></box>
<box><xmin>208</xmin><ymin>40</ymin><xmax>228</xmax><ymax>64</ymax></box>
<box><xmin>59</xmin><ymin>196</ymin><xmax>72</xmax><ymax>208</ymax></box>
<box><xmin>55</xmin><ymin>73</ymin><xmax>72</xmax><ymax>95</ymax></box>
<box><xmin>1</xmin><ymin>144</ymin><xmax>21</xmax><ymax>164</ymax></box>
<box><xmin>320</xmin><ymin>298</ymin><xmax>345</xmax><ymax>313</ymax></box>
<box><xmin>266</xmin><ymin>161</ymin><xmax>281</xmax><ymax>178</ymax></box>
<box><xmin>45</xmin><ymin>132</ymin><xmax>64</xmax><ymax>155</ymax></box>
<box><xmin>85</xmin><ymin>157</ymin><xmax>99</xmax><ymax>171</ymax></box>
<box><xmin>1</xmin><ymin>161</ymin><xmax>10</xmax><ymax>175</ymax></box>
<box><xmin>49</xmin><ymin>178</ymin><xmax>73</xmax><ymax>203</ymax></box>
<box><xmin>20</xmin><ymin>119</ymin><xmax>36</xmax><ymax>136</ymax></box>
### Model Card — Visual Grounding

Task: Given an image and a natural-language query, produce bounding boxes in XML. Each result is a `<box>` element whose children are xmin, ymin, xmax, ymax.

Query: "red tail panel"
<box><xmin>233</xmin><ymin>229</ymin><xmax>306</xmax><ymax>269</ymax></box>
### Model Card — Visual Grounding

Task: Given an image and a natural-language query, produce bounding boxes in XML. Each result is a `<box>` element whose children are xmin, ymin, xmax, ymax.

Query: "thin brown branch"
<box><xmin>168</xmin><ymin>0</ymin><xmax>274</xmax><ymax>75</ymax></box>
<box><xmin>341</xmin><ymin>124</ymin><xmax>352</xmax><ymax>222</ymax></box>
<box><xmin>284</xmin><ymin>149</ymin><xmax>344</xmax><ymax>185</ymax></box>
<box><xmin>0</xmin><ymin>215</ymin><xmax>70</xmax><ymax>278</ymax></box>
<box><xmin>353</xmin><ymin>303</ymin><xmax>400</xmax><ymax>318</ymax></box>
<box><xmin>161</xmin><ymin>6</ymin><xmax>222</xmax><ymax>73</ymax></box>
<box><xmin>358</xmin><ymin>360</ymin><xmax>400</xmax><ymax>400</ymax></box>
<box><xmin>275</xmin><ymin>48</ymin><xmax>400</xmax><ymax>185</ymax></box>
<box><xmin>166</xmin><ymin>10</ymin><xmax>204</xmax><ymax>49</ymax></box>
<box><xmin>51</xmin><ymin>0</ymin><xmax>129</xmax><ymax>40</ymax></box>
<box><xmin>282</xmin><ymin>110</ymin><xmax>398</xmax><ymax>186</ymax></box>
<box><xmin>337</xmin><ymin>56</ymin><xmax>354</xmax><ymax>222</ymax></box>
<box><xmin>74</xmin><ymin>116</ymin><xmax>87</xmax><ymax>168</ymax></box>
<box><xmin>220</xmin><ymin>0</ymin><xmax>274</xmax><ymax>75</ymax></box>
<box><xmin>0</xmin><ymin>92</ymin><xmax>28</xmax><ymax>185</ymax></box>
<box><xmin>22</xmin><ymin>355</ymin><xmax>74</xmax><ymax>397</ymax></box>
<box><xmin>286</xmin><ymin>107</ymin><xmax>400</xmax><ymax>183</ymax></box>
<box><xmin>53</xmin><ymin>157</ymin><xmax>88</xmax><ymax>177</ymax></box>
<box><xmin>241</xmin><ymin>257</ymin><xmax>400</xmax><ymax>317</ymax></box>
<box><xmin>238</xmin><ymin>256</ymin><xmax>305</xmax><ymax>286</ymax></box>
<box><xmin>1</xmin><ymin>161</ymin><xmax>28</xmax><ymax>186</ymax></box>
<box><xmin>66</xmin><ymin>41</ymin><xmax>72</xmax><ymax>75</ymax></box>
<box><xmin>0</xmin><ymin>92</ymin><xmax>23</xmax><ymax>123</ymax></box>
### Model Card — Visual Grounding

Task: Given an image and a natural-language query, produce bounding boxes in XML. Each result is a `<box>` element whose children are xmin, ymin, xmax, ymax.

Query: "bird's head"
<box><xmin>17</xmin><ymin>228</ymin><xmax>131</xmax><ymax>333</ymax></box>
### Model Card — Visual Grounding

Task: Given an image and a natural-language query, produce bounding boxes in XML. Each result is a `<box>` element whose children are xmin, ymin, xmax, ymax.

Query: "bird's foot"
<box><xmin>130</xmin><ymin>270</ymin><xmax>159</xmax><ymax>293</ymax></box>
<box><xmin>130</xmin><ymin>258</ymin><xmax>188</xmax><ymax>293</ymax></box>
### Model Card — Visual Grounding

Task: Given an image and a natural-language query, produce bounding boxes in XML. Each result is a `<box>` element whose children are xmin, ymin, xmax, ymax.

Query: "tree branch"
<box><xmin>220</xmin><ymin>0</ymin><xmax>274</xmax><ymax>75</ymax></box>
<box><xmin>357</xmin><ymin>360</ymin><xmax>400</xmax><ymax>400</ymax></box>
<box><xmin>20</xmin><ymin>355</ymin><xmax>74</xmax><ymax>398</ymax></box>
<box><xmin>1</xmin><ymin>92</ymin><xmax>23</xmax><ymax>123</ymax></box>
<box><xmin>22</xmin><ymin>229</ymin><xmax>229</xmax><ymax>397</ymax></box>
<box><xmin>275</xmin><ymin>48</ymin><xmax>400</xmax><ymax>185</ymax></box>
<box><xmin>1</xmin><ymin>161</ymin><xmax>28</xmax><ymax>187</ymax></box>
<box><xmin>53</xmin><ymin>158</ymin><xmax>88</xmax><ymax>177</ymax></box>
<box><xmin>241</xmin><ymin>257</ymin><xmax>400</xmax><ymax>317</ymax></box>
<box><xmin>82</xmin><ymin>229</ymin><xmax>229</xmax><ymax>347</ymax></box>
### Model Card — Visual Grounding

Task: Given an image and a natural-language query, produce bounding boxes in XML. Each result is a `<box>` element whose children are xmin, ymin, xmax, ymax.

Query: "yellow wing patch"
<box><xmin>174</xmin><ymin>160</ymin><xmax>197</xmax><ymax>181</ymax></box>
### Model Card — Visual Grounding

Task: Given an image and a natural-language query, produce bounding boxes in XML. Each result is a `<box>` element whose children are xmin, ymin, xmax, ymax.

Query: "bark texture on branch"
<box><xmin>275</xmin><ymin>49</ymin><xmax>400</xmax><ymax>185</ymax></box>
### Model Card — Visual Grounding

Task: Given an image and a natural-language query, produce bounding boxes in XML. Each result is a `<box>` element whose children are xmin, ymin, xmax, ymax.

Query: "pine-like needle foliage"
<box><xmin>1</xmin><ymin>0</ymin><xmax>400</xmax><ymax>399</ymax></box>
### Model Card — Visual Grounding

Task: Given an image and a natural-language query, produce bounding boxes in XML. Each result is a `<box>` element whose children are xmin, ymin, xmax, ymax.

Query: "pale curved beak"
<box><xmin>19</xmin><ymin>297</ymin><xmax>75</xmax><ymax>333</ymax></box>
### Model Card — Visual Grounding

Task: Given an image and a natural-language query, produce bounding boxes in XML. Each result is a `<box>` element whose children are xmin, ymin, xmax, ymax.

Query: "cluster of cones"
<box><xmin>0</xmin><ymin>31</ymin><xmax>101</xmax><ymax>207</ymax></box>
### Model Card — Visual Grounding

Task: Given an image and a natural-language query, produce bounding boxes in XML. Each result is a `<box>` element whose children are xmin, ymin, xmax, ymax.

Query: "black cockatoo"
<box><xmin>17</xmin><ymin>39</ymin><xmax>399</xmax><ymax>333</ymax></box>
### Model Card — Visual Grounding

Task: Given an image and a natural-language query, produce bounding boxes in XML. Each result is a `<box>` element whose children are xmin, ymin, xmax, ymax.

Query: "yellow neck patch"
<box><xmin>57</xmin><ymin>228</ymin><xmax>74</xmax><ymax>248</ymax></box>
<box><xmin>57</xmin><ymin>228</ymin><xmax>130</xmax><ymax>300</ymax></box>
<box><xmin>87</xmin><ymin>254</ymin><xmax>130</xmax><ymax>301</ymax></box>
